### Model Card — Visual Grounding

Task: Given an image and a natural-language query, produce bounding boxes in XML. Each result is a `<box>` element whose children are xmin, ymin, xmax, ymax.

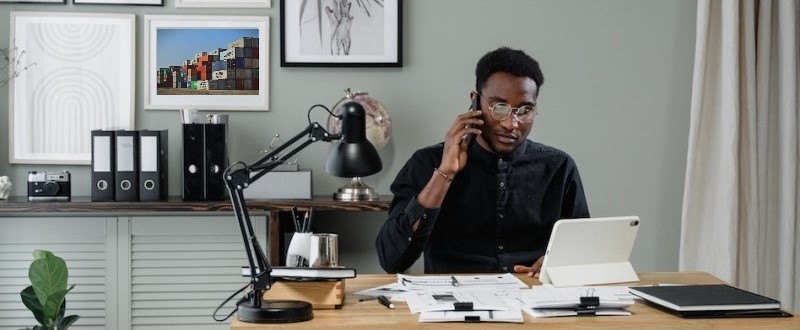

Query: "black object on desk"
<box><xmin>629</xmin><ymin>284</ymin><xmax>792</xmax><ymax>318</ymax></box>
<box><xmin>378</xmin><ymin>295</ymin><xmax>394</xmax><ymax>309</ymax></box>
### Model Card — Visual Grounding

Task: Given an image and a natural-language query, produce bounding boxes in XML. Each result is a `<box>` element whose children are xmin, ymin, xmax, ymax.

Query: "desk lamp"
<box><xmin>223</xmin><ymin>102</ymin><xmax>382</xmax><ymax>323</ymax></box>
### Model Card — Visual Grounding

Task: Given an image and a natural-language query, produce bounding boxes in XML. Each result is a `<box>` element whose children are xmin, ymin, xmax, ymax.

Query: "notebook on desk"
<box><xmin>539</xmin><ymin>216</ymin><xmax>641</xmax><ymax>287</ymax></box>
<box><xmin>629</xmin><ymin>284</ymin><xmax>793</xmax><ymax>318</ymax></box>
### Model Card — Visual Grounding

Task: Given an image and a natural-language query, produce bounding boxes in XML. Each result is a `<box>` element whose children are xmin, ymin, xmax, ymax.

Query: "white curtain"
<box><xmin>681</xmin><ymin>0</ymin><xmax>799</xmax><ymax>312</ymax></box>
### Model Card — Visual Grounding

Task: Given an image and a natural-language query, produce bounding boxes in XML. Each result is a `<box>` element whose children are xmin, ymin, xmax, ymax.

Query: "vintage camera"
<box><xmin>28</xmin><ymin>171</ymin><xmax>71</xmax><ymax>201</ymax></box>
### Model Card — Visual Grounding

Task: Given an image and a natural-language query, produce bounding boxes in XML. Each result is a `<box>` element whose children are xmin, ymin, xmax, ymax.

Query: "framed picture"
<box><xmin>143</xmin><ymin>15</ymin><xmax>269</xmax><ymax>111</ymax></box>
<box><xmin>74</xmin><ymin>0</ymin><xmax>163</xmax><ymax>5</ymax></box>
<box><xmin>0</xmin><ymin>0</ymin><xmax>65</xmax><ymax>3</ymax></box>
<box><xmin>280</xmin><ymin>0</ymin><xmax>402</xmax><ymax>67</ymax></box>
<box><xmin>175</xmin><ymin>0</ymin><xmax>269</xmax><ymax>8</ymax></box>
<box><xmin>9</xmin><ymin>12</ymin><xmax>135</xmax><ymax>165</ymax></box>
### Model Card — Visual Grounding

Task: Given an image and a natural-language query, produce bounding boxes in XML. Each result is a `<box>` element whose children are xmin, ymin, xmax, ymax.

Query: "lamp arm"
<box><xmin>223</xmin><ymin>122</ymin><xmax>340</xmax><ymax>309</ymax></box>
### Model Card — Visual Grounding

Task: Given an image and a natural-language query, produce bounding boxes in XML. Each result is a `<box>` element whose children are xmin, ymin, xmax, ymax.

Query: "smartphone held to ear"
<box><xmin>462</xmin><ymin>94</ymin><xmax>481</xmax><ymax>147</ymax></box>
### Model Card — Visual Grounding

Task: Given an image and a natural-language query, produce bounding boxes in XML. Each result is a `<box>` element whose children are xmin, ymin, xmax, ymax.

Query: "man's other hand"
<box><xmin>513</xmin><ymin>256</ymin><xmax>544</xmax><ymax>278</ymax></box>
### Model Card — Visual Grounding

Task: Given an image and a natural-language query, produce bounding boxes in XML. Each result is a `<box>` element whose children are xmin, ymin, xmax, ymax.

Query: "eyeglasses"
<box><xmin>477</xmin><ymin>93</ymin><xmax>538</xmax><ymax>123</ymax></box>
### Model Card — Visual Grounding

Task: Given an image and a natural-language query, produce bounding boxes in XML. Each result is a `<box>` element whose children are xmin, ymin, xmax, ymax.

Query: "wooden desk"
<box><xmin>231</xmin><ymin>272</ymin><xmax>799</xmax><ymax>329</ymax></box>
<box><xmin>0</xmin><ymin>196</ymin><xmax>390</xmax><ymax>265</ymax></box>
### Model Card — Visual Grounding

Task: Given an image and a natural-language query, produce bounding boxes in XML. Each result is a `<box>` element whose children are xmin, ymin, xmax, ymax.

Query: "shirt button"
<box><xmin>498</xmin><ymin>245</ymin><xmax>504</xmax><ymax>250</ymax></box>
<box><xmin>408</xmin><ymin>237</ymin><xmax>412</xmax><ymax>242</ymax></box>
<box><xmin>497</xmin><ymin>213</ymin><xmax>504</xmax><ymax>219</ymax></box>
<box><xmin>422</xmin><ymin>213</ymin><xmax>427</xmax><ymax>219</ymax></box>
<box><xmin>499</xmin><ymin>182</ymin><xmax>505</xmax><ymax>187</ymax></box>
<box><xmin>502</xmin><ymin>266</ymin><xmax>508</xmax><ymax>271</ymax></box>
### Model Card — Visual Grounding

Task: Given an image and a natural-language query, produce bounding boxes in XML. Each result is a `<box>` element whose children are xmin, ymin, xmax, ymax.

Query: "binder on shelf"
<box><xmin>91</xmin><ymin>130</ymin><xmax>115</xmax><ymax>202</ymax></box>
<box><xmin>182</xmin><ymin>124</ymin><xmax>205</xmax><ymax>201</ymax></box>
<box><xmin>115</xmin><ymin>130</ymin><xmax>139</xmax><ymax>201</ymax></box>
<box><xmin>139</xmin><ymin>130</ymin><xmax>168</xmax><ymax>201</ymax></box>
<box><xmin>204</xmin><ymin>123</ymin><xmax>227</xmax><ymax>201</ymax></box>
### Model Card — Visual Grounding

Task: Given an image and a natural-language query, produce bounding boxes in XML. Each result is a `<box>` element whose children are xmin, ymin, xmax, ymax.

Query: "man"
<box><xmin>375</xmin><ymin>47</ymin><xmax>590</xmax><ymax>276</ymax></box>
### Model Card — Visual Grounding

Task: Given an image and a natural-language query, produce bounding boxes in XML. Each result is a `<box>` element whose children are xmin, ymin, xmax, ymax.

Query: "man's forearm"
<box><xmin>412</xmin><ymin>170</ymin><xmax>453</xmax><ymax>231</ymax></box>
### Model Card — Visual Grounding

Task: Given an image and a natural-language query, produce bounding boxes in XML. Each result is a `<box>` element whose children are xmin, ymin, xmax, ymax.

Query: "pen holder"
<box><xmin>286</xmin><ymin>232</ymin><xmax>313</xmax><ymax>267</ymax></box>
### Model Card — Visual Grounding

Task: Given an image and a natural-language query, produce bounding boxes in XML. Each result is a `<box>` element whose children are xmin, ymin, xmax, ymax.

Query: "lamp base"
<box><xmin>237</xmin><ymin>299</ymin><xmax>313</xmax><ymax>323</ymax></box>
<box><xmin>333</xmin><ymin>177</ymin><xmax>379</xmax><ymax>201</ymax></box>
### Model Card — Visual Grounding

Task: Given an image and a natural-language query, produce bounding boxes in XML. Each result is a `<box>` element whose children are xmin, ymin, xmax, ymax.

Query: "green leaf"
<box><xmin>41</xmin><ymin>289</ymin><xmax>67</xmax><ymax>325</ymax></box>
<box><xmin>29</xmin><ymin>253</ymin><xmax>67</xmax><ymax>318</ymax></box>
<box><xmin>33</xmin><ymin>250</ymin><xmax>54</xmax><ymax>260</ymax></box>
<box><xmin>20</xmin><ymin>286</ymin><xmax>47</xmax><ymax>326</ymax></box>
<box><xmin>57</xmin><ymin>315</ymin><xmax>79</xmax><ymax>330</ymax></box>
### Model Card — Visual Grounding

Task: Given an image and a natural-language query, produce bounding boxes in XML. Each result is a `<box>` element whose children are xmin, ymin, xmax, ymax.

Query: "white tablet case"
<box><xmin>539</xmin><ymin>216</ymin><xmax>640</xmax><ymax>287</ymax></box>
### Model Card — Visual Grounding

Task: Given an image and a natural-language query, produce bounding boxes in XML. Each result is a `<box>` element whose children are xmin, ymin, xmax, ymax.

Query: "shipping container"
<box><xmin>212</xmin><ymin>69</ymin><xmax>235</xmax><ymax>80</ymax></box>
<box><xmin>243</xmin><ymin>78</ymin><xmax>259</xmax><ymax>90</ymax></box>
<box><xmin>208</xmin><ymin>48</ymin><xmax>226</xmax><ymax>56</ymax></box>
<box><xmin>236</xmin><ymin>68</ymin><xmax>257</xmax><ymax>79</ymax></box>
<box><xmin>228</xmin><ymin>37</ymin><xmax>259</xmax><ymax>49</ymax></box>
<box><xmin>221</xmin><ymin>47</ymin><xmax>257</xmax><ymax>60</ymax></box>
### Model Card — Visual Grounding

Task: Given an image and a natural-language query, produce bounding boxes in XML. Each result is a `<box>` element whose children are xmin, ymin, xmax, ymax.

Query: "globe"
<box><xmin>328</xmin><ymin>89</ymin><xmax>392</xmax><ymax>150</ymax></box>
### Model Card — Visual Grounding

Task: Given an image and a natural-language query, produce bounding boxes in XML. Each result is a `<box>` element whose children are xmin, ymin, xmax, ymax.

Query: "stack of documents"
<box><xmin>398</xmin><ymin>273</ymin><xmax>527</xmax><ymax>323</ymax></box>
<box><xmin>518</xmin><ymin>286</ymin><xmax>636</xmax><ymax>318</ymax></box>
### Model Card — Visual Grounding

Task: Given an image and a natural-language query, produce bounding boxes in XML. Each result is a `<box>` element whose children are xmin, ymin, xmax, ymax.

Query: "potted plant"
<box><xmin>19</xmin><ymin>250</ymin><xmax>80</xmax><ymax>330</ymax></box>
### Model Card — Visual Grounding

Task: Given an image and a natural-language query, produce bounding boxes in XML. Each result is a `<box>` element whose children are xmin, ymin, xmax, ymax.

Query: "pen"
<box><xmin>306</xmin><ymin>207</ymin><xmax>315</xmax><ymax>232</ymax></box>
<box><xmin>377</xmin><ymin>295</ymin><xmax>394</xmax><ymax>309</ymax></box>
<box><xmin>451</xmin><ymin>276</ymin><xmax>460</xmax><ymax>287</ymax></box>
<box><xmin>291</xmin><ymin>206</ymin><xmax>300</xmax><ymax>232</ymax></box>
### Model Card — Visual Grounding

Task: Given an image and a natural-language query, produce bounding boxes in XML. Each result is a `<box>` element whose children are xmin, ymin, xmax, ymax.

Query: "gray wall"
<box><xmin>0</xmin><ymin>0</ymin><xmax>696</xmax><ymax>274</ymax></box>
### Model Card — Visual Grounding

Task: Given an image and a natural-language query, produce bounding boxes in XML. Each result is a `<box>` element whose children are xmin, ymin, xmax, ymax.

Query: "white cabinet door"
<box><xmin>0</xmin><ymin>217</ymin><xmax>117</xmax><ymax>330</ymax></box>
<box><xmin>125</xmin><ymin>215</ymin><xmax>266</xmax><ymax>330</ymax></box>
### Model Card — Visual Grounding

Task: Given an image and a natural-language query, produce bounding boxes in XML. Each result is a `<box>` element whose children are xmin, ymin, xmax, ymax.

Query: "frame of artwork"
<box><xmin>280</xmin><ymin>0</ymin><xmax>402</xmax><ymax>67</ymax></box>
<box><xmin>74</xmin><ymin>0</ymin><xmax>163</xmax><ymax>5</ymax></box>
<box><xmin>0</xmin><ymin>0</ymin><xmax>65</xmax><ymax>3</ymax></box>
<box><xmin>143</xmin><ymin>15</ymin><xmax>270</xmax><ymax>111</ymax></box>
<box><xmin>175</xmin><ymin>0</ymin><xmax>269</xmax><ymax>8</ymax></box>
<box><xmin>8</xmin><ymin>12</ymin><xmax>135</xmax><ymax>165</ymax></box>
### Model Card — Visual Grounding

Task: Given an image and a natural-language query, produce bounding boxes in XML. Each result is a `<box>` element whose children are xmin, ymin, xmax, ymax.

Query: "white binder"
<box><xmin>539</xmin><ymin>216</ymin><xmax>641</xmax><ymax>287</ymax></box>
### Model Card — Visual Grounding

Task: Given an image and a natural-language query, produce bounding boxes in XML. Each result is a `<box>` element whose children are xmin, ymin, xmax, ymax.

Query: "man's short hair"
<box><xmin>475</xmin><ymin>47</ymin><xmax>544</xmax><ymax>95</ymax></box>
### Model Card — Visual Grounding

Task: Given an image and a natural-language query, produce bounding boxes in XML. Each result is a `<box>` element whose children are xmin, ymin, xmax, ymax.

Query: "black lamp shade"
<box><xmin>325</xmin><ymin>102</ymin><xmax>383</xmax><ymax>177</ymax></box>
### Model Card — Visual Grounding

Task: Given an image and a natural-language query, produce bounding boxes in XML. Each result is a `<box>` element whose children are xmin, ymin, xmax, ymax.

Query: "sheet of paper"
<box><xmin>397</xmin><ymin>273</ymin><xmax>528</xmax><ymax>290</ymax></box>
<box><xmin>420</xmin><ymin>299</ymin><xmax>524</xmax><ymax>323</ymax></box>
<box><xmin>523</xmin><ymin>307</ymin><xmax>631</xmax><ymax>318</ymax></box>
<box><xmin>352</xmin><ymin>282</ymin><xmax>414</xmax><ymax>301</ymax></box>
<box><xmin>520</xmin><ymin>286</ymin><xmax>635</xmax><ymax>309</ymax></box>
<box><xmin>403</xmin><ymin>288</ymin><xmax>521</xmax><ymax>314</ymax></box>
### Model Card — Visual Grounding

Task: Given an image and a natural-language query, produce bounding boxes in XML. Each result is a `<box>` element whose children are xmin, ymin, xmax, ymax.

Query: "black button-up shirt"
<box><xmin>376</xmin><ymin>140</ymin><xmax>590</xmax><ymax>273</ymax></box>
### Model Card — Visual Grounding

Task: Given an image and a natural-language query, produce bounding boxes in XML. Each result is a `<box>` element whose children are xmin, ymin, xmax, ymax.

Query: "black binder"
<box><xmin>91</xmin><ymin>130</ymin><xmax>115</xmax><ymax>202</ymax></box>
<box><xmin>204</xmin><ymin>123</ymin><xmax>227</xmax><ymax>201</ymax></box>
<box><xmin>182</xmin><ymin>124</ymin><xmax>205</xmax><ymax>201</ymax></box>
<box><xmin>115</xmin><ymin>130</ymin><xmax>139</xmax><ymax>201</ymax></box>
<box><xmin>139</xmin><ymin>130</ymin><xmax>168</xmax><ymax>201</ymax></box>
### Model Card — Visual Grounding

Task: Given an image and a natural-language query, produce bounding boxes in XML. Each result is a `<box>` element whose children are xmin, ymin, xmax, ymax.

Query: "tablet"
<box><xmin>538</xmin><ymin>216</ymin><xmax>640</xmax><ymax>287</ymax></box>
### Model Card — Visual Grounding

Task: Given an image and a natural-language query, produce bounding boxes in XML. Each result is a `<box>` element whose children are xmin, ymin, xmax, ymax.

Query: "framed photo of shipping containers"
<box><xmin>175</xmin><ymin>0</ymin><xmax>269</xmax><ymax>8</ymax></box>
<box><xmin>280</xmin><ymin>0</ymin><xmax>402</xmax><ymax>67</ymax></box>
<box><xmin>143</xmin><ymin>15</ymin><xmax>269</xmax><ymax>111</ymax></box>
<box><xmin>74</xmin><ymin>0</ymin><xmax>162</xmax><ymax>5</ymax></box>
<box><xmin>8</xmin><ymin>12</ymin><xmax>135</xmax><ymax>165</ymax></box>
